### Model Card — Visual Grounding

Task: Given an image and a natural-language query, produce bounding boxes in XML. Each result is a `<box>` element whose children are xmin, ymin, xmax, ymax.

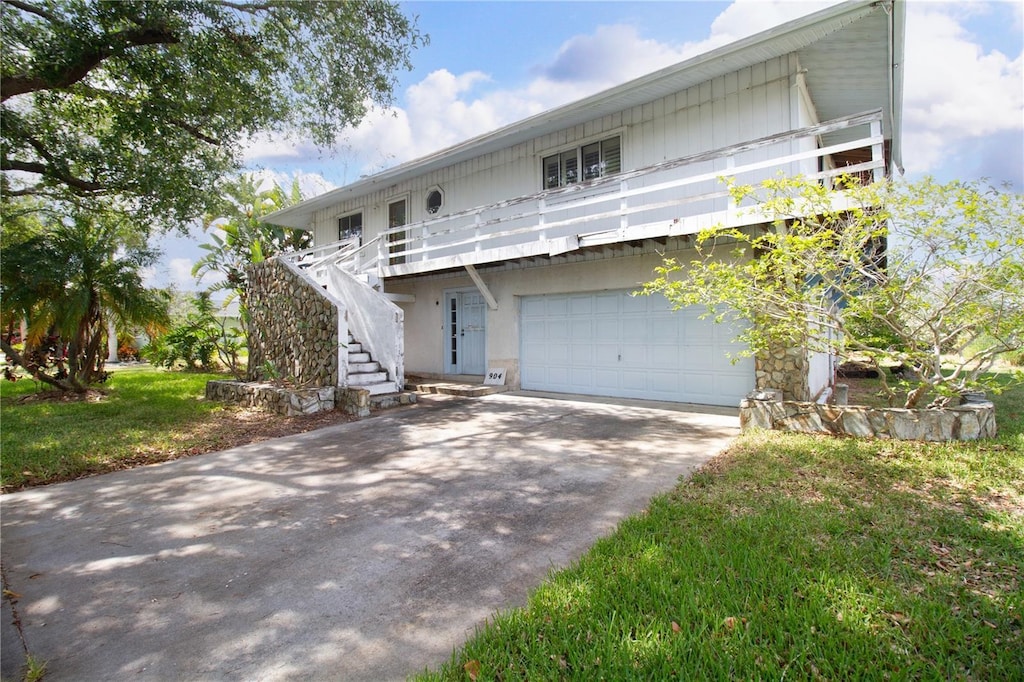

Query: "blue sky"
<box><xmin>153</xmin><ymin>0</ymin><xmax>1024</xmax><ymax>291</ymax></box>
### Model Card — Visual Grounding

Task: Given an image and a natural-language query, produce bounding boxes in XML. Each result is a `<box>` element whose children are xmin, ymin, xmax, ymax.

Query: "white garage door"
<box><xmin>520</xmin><ymin>290</ymin><xmax>754</xmax><ymax>407</ymax></box>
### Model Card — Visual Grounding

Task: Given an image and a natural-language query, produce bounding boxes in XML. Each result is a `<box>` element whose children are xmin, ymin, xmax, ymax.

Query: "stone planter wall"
<box><xmin>207</xmin><ymin>380</ymin><xmax>402</xmax><ymax>418</ymax></box>
<box><xmin>740</xmin><ymin>392</ymin><xmax>997</xmax><ymax>441</ymax></box>
<box><xmin>206</xmin><ymin>380</ymin><xmax>336</xmax><ymax>417</ymax></box>
<box><xmin>247</xmin><ymin>258</ymin><xmax>340</xmax><ymax>387</ymax></box>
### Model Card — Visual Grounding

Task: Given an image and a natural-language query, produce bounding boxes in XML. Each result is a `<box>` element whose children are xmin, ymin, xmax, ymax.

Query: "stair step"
<box><xmin>349</xmin><ymin>361</ymin><xmax>380</xmax><ymax>373</ymax></box>
<box><xmin>349</xmin><ymin>371</ymin><xmax>388</xmax><ymax>385</ymax></box>
<box><xmin>369</xmin><ymin>390</ymin><xmax>418</xmax><ymax>408</ymax></box>
<box><xmin>361</xmin><ymin>381</ymin><xmax>398</xmax><ymax>395</ymax></box>
<box><xmin>347</xmin><ymin>342</ymin><xmax>362</xmax><ymax>354</ymax></box>
<box><xmin>348</xmin><ymin>352</ymin><xmax>371</xmax><ymax>363</ymax></box>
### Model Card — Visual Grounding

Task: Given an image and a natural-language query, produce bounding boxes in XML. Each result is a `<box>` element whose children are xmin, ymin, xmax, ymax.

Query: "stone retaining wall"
<box><xmin>207</xmin><ymin>380</ymin><xmax>416</xmax><ymax>418</ymax></box>
<box><xmin>740</xmin><ymin>392</ymin><xmax>997</xmax><ymax>441</ymax></box>
<box><xmin>247</xmin><ymin>258</ymin><xmax>340</xmax><ymax>387</ymax></box>
<box><xmin>206</xmin><ymin>380</ymin><xmax>336</xmax><ymax>417</ymax></box>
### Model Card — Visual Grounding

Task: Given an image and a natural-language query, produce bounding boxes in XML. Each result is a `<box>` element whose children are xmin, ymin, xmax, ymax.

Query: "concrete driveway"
<box><xmin>1</xmin><ymin>392</ymin><xmax>738</xmax><ymax>681</ymax></box>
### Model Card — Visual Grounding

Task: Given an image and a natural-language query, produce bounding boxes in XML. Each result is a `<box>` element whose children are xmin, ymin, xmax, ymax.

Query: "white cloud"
<box><xmin>240</xmin><ymin>0</ymin><xmax>1021</xmax><ymax>185</ymax></box>
<box><xmin>706</xmin><ymin>0</ymin><xmax>842</xmax><ymax>43</ymax></box>
<box><xmin>169</xmin><ymin>258</ymin><xmax>200</xmax><ymax>290</ymax></box>
<box><xmin>303</xmin><ymin>1</ymin><xmax>848</xmax><ymax>177</ymax></box>
<box><xmin>249</xmin><ymin>169</ymin><xmax>337</xmax><ymax>200</ymax></box>
<box><xmin>901</xmin><ymin>2</ymin><xmax>1024</xmax><ymax>176</ymax></box>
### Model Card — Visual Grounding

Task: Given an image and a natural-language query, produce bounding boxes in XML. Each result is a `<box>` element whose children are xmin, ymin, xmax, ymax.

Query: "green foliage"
<box><xmin>144</xmin><ymin>324</ymin><xmax>216</xmax><ymax>371</ymax></box>
<box><xmin>1</xmin><ymin>366</ymin><xmax>228</xmax><ymax>491</ymax></box>
<box><xmin>0</xmin><ymin>205</ymin><xmax>170</xmax><ymax>390</ymax></box>
<box><xmin>193</xmin><ymin>173</ymin><xmax>311</xmax><ymax>356</ymax></box>
<box><xmin>1</xmin><ymin>0</ymin><xmax>425</xmax><ymax>232</ymax></box>
<box><xmin>641</xmin><ymin>176</ymin><xmax>1024</xmax><ymax>408</ymax></box>
<box><xmin>193</xmin><ymin>173</ymin><xmax>311</xmax><ymax>298</ymax></box>
<box><xmin>417</xmin><ymin>377</ymin><xmax>1024</xmax><ymax>681</ymax></box>
<box><xmin>144</xmin><ymin>292</ymin><xmax>243</xmax><ymax>376</ymax></box>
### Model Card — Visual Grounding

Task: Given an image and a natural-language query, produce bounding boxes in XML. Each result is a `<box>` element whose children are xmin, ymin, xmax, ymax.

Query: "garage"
<box><xmin>520</xmin><ymin>290</ymin><xmax>755</xmax><ymax>407</ymax></box>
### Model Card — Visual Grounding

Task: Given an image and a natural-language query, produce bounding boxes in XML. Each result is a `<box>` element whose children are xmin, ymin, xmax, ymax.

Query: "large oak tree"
<box><xmin>1</xmin><ymin>0</ymin><xmax>424</xmax><ymax>230</ymax></box>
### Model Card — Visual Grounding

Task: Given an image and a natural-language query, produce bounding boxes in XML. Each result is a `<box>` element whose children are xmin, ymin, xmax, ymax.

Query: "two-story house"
<box><xmin>250</xmin><ymin>0</ymin><xmax>905</xmax><ymax>409</ymax></box>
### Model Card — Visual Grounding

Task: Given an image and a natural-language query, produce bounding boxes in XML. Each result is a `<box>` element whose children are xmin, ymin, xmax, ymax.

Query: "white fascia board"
<box><xmin>889</xmin><ymin>0</ymin><xmax>906</xmax><ymax>174</ymax></box>
<box><xmin>262</xmin><ymin>0</ymin><xmax>885</xmax><ymax>230</ymax></box>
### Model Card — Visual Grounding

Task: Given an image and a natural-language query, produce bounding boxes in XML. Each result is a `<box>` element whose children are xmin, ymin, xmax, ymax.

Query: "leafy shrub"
<box><xmin>144</xmin><ymin>325</ymin><xmax>216</xmax><ymax>370</ymax></box>
<box><xmin>142</xmin><ymin>292</ymin><xmax>244</xmax><ymax>376</ymax></box>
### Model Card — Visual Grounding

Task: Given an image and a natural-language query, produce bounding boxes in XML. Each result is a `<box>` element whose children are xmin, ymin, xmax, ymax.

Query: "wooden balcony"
<box><xmin>286</xmin><ymin>110</ymin><xmax>885</xmax><ymax>282</ymax></box>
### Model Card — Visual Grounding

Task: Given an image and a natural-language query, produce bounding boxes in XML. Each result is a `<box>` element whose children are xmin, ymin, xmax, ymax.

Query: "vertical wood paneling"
<box><xmin>303</xmin><ymin>56</ymin><xmax>801</xmax><ymax>248</ymax></box>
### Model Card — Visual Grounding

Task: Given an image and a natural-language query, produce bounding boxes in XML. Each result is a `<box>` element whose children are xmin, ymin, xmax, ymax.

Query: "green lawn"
<box><xmin>1</xmin><ymin>366</ymin><xmax>232</xmax><ymax>491</ymax></box>
<box><xmin>416</xmin><ymin>379</ymin><xmax>1024</xmax><ymax>680</ymax></box>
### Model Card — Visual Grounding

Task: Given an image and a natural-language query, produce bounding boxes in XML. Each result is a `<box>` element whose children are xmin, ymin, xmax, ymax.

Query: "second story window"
<box><xmin>543</xmin><ymin>135</ymin><xmax>621</xmax><ymax>189</ymax></box>
<box><xmin>339</xmin><ymin>212</ymin><xmax>363</xmax><ymax>243</ymax></box>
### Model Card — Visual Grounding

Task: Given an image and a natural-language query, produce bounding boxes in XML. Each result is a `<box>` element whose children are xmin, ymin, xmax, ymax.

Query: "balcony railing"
<box><xmin>286</xmin><ymin>109</ymin><xmax>884</xmax><ymax>282</ymax></box>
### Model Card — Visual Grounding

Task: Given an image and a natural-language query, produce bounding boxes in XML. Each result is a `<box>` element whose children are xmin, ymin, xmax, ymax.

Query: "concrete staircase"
<box><xmin>346</xmin><ymin>337</ymin><xmax>395</xmax><ymax>396</ymax></box>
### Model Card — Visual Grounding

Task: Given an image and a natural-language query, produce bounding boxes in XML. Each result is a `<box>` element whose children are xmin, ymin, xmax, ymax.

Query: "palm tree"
<box><xmin>0</xmin><ymin>209</ymin><xmax>170</xmax><ymax>391</ymax></box>
<box><xmin>193</xmin><ymin>174</ymin><xmax>311</xmax><ymax>296</ymax></box>
<box><xmin>192</xmin><ymin>173</ymin><xmax>311</xmax><ymax>347</ymax></box>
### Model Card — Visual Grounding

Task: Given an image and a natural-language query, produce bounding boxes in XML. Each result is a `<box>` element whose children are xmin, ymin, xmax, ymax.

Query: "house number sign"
<box><xmin>484</xmin><ymin>368</ymin><xmax>507</xmax><ymax>386</ymax></box>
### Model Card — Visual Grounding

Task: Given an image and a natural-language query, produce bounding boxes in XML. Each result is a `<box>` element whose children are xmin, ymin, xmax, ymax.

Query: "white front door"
<box><xmin>444</xmin><ymin>290</ymin><xmax>487</xmax><ymax>375</ymax></box>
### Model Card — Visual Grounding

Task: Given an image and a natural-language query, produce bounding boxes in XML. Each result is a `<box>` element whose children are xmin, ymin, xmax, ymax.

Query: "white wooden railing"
<box><xmin>287</xmin><ymin>109</ymin><xmax>884</xmax><ymax>283</ymax></box>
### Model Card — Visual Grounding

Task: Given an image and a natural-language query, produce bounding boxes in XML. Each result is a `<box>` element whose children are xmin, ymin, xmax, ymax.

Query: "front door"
<box><xmin>444</xmin><ymin>290</ymin><xmax>486</xmax><ymax>375</ymax></box>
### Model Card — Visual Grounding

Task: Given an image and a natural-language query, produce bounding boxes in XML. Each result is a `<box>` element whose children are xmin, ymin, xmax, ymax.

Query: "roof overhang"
<box><xmin>265</xmin><ymin>0</ymin><xmax>904</xmax><ymax>229</ymax></box>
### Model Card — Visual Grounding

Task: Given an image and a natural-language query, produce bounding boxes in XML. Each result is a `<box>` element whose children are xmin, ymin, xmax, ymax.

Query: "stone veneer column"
<box><xmin>754</xmin><ymin>344</ymin><xmax>810</xmax><ymax>402</ymax></box>
<box><xmin>246</xmin><ymin>258</ymin><xmax>340</xmax><ymax>387</ymax></box>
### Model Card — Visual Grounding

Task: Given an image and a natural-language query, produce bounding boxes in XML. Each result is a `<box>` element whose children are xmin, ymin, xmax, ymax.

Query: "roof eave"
<box><xmin>262</xmin><ymin>0</ymin><xmax>886</xmax><ymax>229</ymax></box>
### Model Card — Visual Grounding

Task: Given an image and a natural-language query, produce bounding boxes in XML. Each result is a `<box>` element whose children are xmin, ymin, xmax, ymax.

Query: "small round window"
<box><xmin>426</xmin><ymin>188</ymin><xmax>443</xmax><ymax>215</ymax></box>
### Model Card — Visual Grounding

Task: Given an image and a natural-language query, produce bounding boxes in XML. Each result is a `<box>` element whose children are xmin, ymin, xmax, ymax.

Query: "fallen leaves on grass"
<box><xmin>5</xmin><ymin>405</ymin><xmax>359</xmax><ymax>492</ymax></box>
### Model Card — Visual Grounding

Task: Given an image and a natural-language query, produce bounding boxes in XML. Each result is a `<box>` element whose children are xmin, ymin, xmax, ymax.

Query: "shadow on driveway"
<box><xmin>1</xmin><ymin>393</ymin><xmax>738</xmax><ymax>680</ymax></box>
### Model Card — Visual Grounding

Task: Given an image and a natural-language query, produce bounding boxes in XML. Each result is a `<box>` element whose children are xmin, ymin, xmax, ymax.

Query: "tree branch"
<box><xmin>167</xmin><ymin>117</ymin><xmax>222</xmax><ymax>146</ymax></box>
<box><xmin>1</xmin><ymin>25</ymin><xmax>181</xmax><ymax>101</ymax></box>
<box><xmin>2</xmin><ymin>0</ymin><xmax>61</xmax><ymax>24</ymax></box>
<box><xmin>1</xmin><ymin>158</ymin><xmax>107</xmax><ymax>193</ymax></box>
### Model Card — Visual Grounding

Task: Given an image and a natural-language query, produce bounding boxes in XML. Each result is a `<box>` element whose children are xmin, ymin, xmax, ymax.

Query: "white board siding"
<box><xmin>309</xmin><ymin>56</ymin><xmax>795</xmax><ymax>249</ymax></box>
<box><xmin>520</xmin><ymin>290</ymin><xmax>755</xmax><ymax>407</ymax></box>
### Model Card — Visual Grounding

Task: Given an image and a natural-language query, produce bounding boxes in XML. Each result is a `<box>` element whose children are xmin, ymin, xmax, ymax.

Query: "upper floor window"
<box><xmin>339</xmin><ymin>212</ymin><xmax>363</xmax><ymax>243</ymax></box>
<box><xmin>543</xmin><ymin>135</ymin><xmax>621</xmax><ymax>189</ymax></box>
<box><xmin>426</xmin><ymin>187</ymin><xmax>444</xmax><ymax>214</ymax></box>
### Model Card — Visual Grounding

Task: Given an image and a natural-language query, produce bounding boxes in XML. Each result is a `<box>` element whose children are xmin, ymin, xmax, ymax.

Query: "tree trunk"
<box><xmin>903</xmin><ymin>383</ymin><xmax>930</xmax><ymax>409</ymax></box>
<box><xmin>0</xmin><ymin>337</ymin><xmax>74</xmax><ymax>391</ymax></box>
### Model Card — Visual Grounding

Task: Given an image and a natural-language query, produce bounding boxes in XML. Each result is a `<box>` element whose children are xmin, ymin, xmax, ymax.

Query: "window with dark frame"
<box><xmin>338</xmin><ymin>212</ymin><xmax>363</xmax><ymax>243</ymax></box>
<box><xmin>426</xmin><ymin>188</ymin><xmax>443</xmax><ymax>214</ymax></box>
<box><xmin>542</xmin><ymin>135</ymin><xmax>621</xmax><ymax>189</ymax></box>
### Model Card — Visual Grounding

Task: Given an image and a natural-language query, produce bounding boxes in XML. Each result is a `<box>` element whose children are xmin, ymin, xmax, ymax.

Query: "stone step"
<box><xmin>405</xmin><ymin>379</ymin><xmax>509</xmax><ymax>397</ymax></box>
<box><xmin>348</xmin><ymin>352</ymin><xmax>371</xmax><ymax>363</ymax></box>
<box><xmin>349</xmin><ymin>361</ymin><xmax>380</xmax><ymax>374</ymax></box>
<box><xmin>361</xmin><ymin>381</ymin><xmax>398</xmax><ymax>396</ymax></box>
<box><xmin>349</xmin><ymin>371</ymin><xmax>388</xmax><ymax>386</ymax></box>
<box><xmin>369</xmin><ymin>390</ymin><xmax>418</xmax><ymax>408</ymax></box>
<box><xmin>347</xmin><ymin>342</ymin><xmax>362</xmax><ymax>354</ymax></box>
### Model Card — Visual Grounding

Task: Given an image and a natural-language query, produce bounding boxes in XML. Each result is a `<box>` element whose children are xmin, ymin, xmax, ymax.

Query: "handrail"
<box><xmin>304</xmin><ymin>109</ymin><xmax>884</xmax><ymax>282</ymax></box>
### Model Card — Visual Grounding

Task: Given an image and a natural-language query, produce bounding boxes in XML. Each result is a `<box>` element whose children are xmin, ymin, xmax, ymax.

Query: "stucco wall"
<box><xmin>387</xmin><ymin>237</ymin><xmax>746</xmax><ymax>389</ymax></box>
<box><xmin>247</xmin><ymin>259</ymin><xmax>344</xmax><ymax>387</ymax></box>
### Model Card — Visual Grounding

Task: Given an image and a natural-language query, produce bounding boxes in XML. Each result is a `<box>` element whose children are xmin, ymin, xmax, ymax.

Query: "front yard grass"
<box><xmin>1</xmin><ymin>367</ymin><xmax>230</xmax><ymax>491</ymax></box>
<box><xmin>417</xmin><ymin>378</ymin><xmax>1024</xmax><ymax>680</ymax></box>
<box><xmin>0</xmin><ymin>365</ymin><xmax>351</xmax><ymax>492</ymax></box>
